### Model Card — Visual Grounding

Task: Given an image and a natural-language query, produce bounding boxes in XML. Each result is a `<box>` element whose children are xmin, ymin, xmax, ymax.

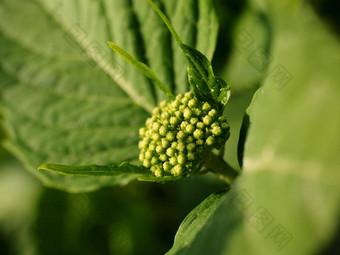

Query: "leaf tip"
<box><xmin>38</xmin><ymin>163</ymin><xmax>64</xmax><ymax>173</ymax></box>
<box><xmin>38</xmin><ymin>163</ymin><xmax>49</xmax><ymax>171</ymax></box>
<box><xmin>107</xmin><ymin>41</ymin><xmax>115</xmax><ymax>49</ymax></box>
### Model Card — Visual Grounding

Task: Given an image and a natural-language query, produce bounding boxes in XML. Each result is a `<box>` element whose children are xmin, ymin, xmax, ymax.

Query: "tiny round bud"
<box><xmin>152</xmin><ymin>107</ymin><xmax>161</xmax><ymax>115</ymax></box>
<box><xmin>183</xmin><ymin>108</ymin><xmax>192</xmax><ymax>119</ymax></box>
<box><xmin>175</xmin><ymin>111</ymin><xmax>182</xmax><ymax>118</ymax></box>
<box><xmin>149</xmin><ymin>143</ymin><xmax>156</xmax><ymax>151</ymax></box>
<box><xmin>163</xmin><ymin>119</ymin><xmax>169</xmax><ymax>126</ymax></box>
<box><xmin>190</xmin><ymin>117</ymin><xmax>198</xmax><ymax>125</ymax></box>
<box><xmin>171</xmin><ymin>141</ymin><xmax>178</xmax><ymax>148</ymax></box>
<box><xmin>185</xmin><ymin>124</ymin><xmax>195</xmax><ymax>133</ymax></box>
<box><xmin>171</xmin><ymin>165</ymin><xmax>183</xmax><ymax>176</ymax></box>
<box><xmin>145</xmin><ymin>130</ymin><xmax>151</xmax><ymax>137</ymax></box>
<box><xmin>176</xmin><ymin>94</ymin><xmax>184</xmax><ymax>101</ymax></box>
<box><xmin>163</xmin><ymin>162</ymin><xmax>172</xmax><ymax>172</ymax></box>
<box><xmin>180</xmin><ymin>121</ymin><xmax>189</xmax><ymax>130</ymax></box>
<box><xmin>196</xmin><ymin>122</ymin><xmax>205</xmax><ymax>129</ymax></box>
<box><xmin>188</xmin><ymin>98</ymin><xmax>198</xmax><ymax>108</ymax></box>
<box><xmin>194</xmin><ymin>108</ymin><xmax>202</xmax><ymax>116</ymax></box>
<box><xmin>208</xmin><ymin>109</ymin><xmax>218</xmax><ymax>119</ymax></box>
<box><xmin>138</xmin><ymin>140</ymin><xmax>145</xmax><ymax>149</ymax></box>
<box><xmin>144</xmin><ymin>137</ymin><xmax>150</xmax><ymax>145</ymax></box>
<box><xmin>159</xmin><ymin>154</ymin><xmax>168</xmax><ymax>162</ymax></box>
<box><xmin>202</xmin><ymin>102</ymin><xmax>211</xmax><ymax>113</ymax></box>
<box><xmin>161</xmin><ymin>138</ymin><xmax>169</xmax><ymax>148</ymax></box>
<box><xmin>145</xmin><ymin>117</ymin><xmax>152</xmax><ymax>126</ymax></box>
<box><xmin>178</xmin><ymin>154</ymin><xmax>186</xmax><ymax>164</ymax></box>
<box><xmin>172</xmin><ymin>100</ymin><xmax>181</xmax><ymax>109</ymax></box>
<box><xmin>143</xmin><ymin>159</ymin><xmax>151</xmax><ymax>168</ymax></box>
<box><xmin>211</xmin><ymin>121</ymin><xmax>219</xmax><ymax>128</ymax></box>
<box><xmin>166</xmin><ymin>147</ymin><xmax>175</xmax><ymax>157</ymax></box>
<box><xmin>212</xmin><ymin>126</ymin><xmax>222</xmax><ymax>136</ymax></box>
<box><xmin>154</xmin><ymin>169</ymin><xmax>163</xmax><ymax>177</ymax></box>
<box><xmin>193</xmin><ymin>129</ymin><xmax>204</xmax><ymax>139</ymax></box>
<box><xmin>177</xmin><ymin>131</ymin><xmax>186</xmax><ymax>140</ymax></box>
<box><xmin>159</xmin><ymin>126</ymin><xmax>167</xmax><ymax>136</ymax></box>
<box><xmin>156</xmin><ymin>145</ymin><xmax>163</xmax><ymax>153</ymax></box>
<box><xmin>139</xmin><ymin>127</ymin><xmax>146</xmax><ymax>137</ymax></box>
<box><xmin>169</xmin><ymin>157</ymin><xmax>177</xmax><ymax>166</ymax></box>
<box><xmin>196</xmin><ymin>139</ymin><xmax>204</xmax><ymax>146</ymax></box>
<box><xmin>166</xmin><ymin>132</ymin><xmax>175</xmax><ymax>141</ymax></box>
<box><xmin>170</xmin><ymin>116</ymin><xmax>179</xmax><ymax>125</ymax></box>
<box><xmin>161</xmin><ymin>112</ymin><xmax>169</xmax><ymax>120</ymax></box>
<box><xmin>181</xmin><ymin>97</ymin><xmax>189</xmax><ymax>105</ymax></box>
<box><xmin>177</xmin><ymin>142</ymin><xmax>186</xmax><ymax>151</ymax></box>
<box><xmin>187</xmin><ymin>143</ymin><xmax>196</xmax><ymax>151</ymax></box>
<box><xmin>152</xmin><ymin>133</ymin><xmax>160</xmax><ymax>141</ymax></box>
<box><xmin>206</xmin><ymin>136</ymin><xmax>215</xmax><ymax>146</ymax></box>
<box><xmin>145</xmin><ymin>150</ymin><xmax>153</xmax><ymax>159</ymax></box>
<box><xmin>186</xmin><ymin>91</ymin><xmax>194</xmax><ymax>98</ymax></box>
<box><xmin>151</xmin><ymin>166</ymin><xmax>163</xmax><ymax>177</ymax></box>
<box><xmin>152</xmin><ymin>122</ymin><xmax>160</xmax><ymax>131</ymax></box>
<box><xmin>151</xmin><ymin>156</ymin><xmax>159</xmax><ymax>164</ymax></box>
<box><xmin>203</xmin><ymin>115</ymin><xmax>212</xmax><ymax>125</ymax></box>
<box><xmin>160</xmin><ymin>101</ymin><xmax>168</xmax><ymax>108</ymax></box>
<box><xmin>186</xmin><ymin>136</ymin><xmax>194</xmax><ymax>143</ymax></box>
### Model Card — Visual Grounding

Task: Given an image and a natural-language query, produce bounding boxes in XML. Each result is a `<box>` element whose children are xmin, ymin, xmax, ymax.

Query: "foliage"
<box><xmin>0</xmin><ymin>0</ymin><xmax>339</xmax><ymax>255</ymax></box>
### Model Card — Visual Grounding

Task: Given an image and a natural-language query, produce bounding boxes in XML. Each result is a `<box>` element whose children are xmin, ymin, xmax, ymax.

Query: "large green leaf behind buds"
<box><xmin>139</xmin><ymin>92</ymin><xmax>230</xmax><ymax>177</ymax></box>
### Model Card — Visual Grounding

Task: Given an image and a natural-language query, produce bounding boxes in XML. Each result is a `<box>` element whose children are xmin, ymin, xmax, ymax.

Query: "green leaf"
<box><xmin>0</xmin><ymin>0</ymin><xmax>219</xmax><ymax>192</ymax></box>
<box><xmin>168</xmin><ymin>1</ymin><xmax>340</xmax><ymax>254</ymax></box>
<box><xmin>38</xmin><ymin>159</ymin><xmax>185</xmax><ymax>183</ymax></box>
<box><xmin>39</xmin><ymin>162</ymin><xmax>150</xmax><ymax>177</ymax></box>
<box><xmin>148</xmin><ymin>0</ymin><xmax>230</xmax><ymax>111</ymax></box>
<box><xmin>108</xmin><ymin>41</ymin><xmax>175</xmax><ymax>101</ymax></box>
<box><xmin>161</xmin><ymin>0</ymin><xmax>219</xmax><ymax>94</ymax></box>
<box><xmin>181</xmin><ymin>45</ymin><xmax>231</xmax><ymax>110</ymax></box>
<box><xmin>147</xmin><ymin>0</ymin><xmax>183</xmax><ymax>47</ymax></box>
<box><xmin>167</xmin><ymin>190</ymin><xmax>227</xmax><ymax>255</ymax></box>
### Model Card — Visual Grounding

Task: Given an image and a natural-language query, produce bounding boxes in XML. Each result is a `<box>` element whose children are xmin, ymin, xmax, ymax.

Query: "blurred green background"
<box><xmin>0</xmin><ymin>0</ymin><xmax>339</xmax><ymax>254</ymax></box>
<box><xmin>0</xmin><ymin>146</ymin><xmax>227</xmax><ymax>255</ymax></box>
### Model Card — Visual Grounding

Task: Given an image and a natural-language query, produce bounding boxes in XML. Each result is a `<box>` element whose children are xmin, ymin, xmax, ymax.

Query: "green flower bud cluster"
<box><xmin>138</xmin><ymin>91</ymin><xmax>229</xmax><ymax>177</ymax></box>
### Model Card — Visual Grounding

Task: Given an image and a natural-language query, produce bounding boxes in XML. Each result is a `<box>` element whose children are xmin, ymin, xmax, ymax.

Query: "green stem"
<box><xmin>204</xmin><ymin>152</ymin><xmax>239</xmax><ymax>186</ymax></box>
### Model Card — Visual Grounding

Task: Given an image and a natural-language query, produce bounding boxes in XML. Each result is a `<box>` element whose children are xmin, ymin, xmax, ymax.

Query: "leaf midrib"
<box><xmin>244</xmin><ymin>153</ymin><xmax>339</xmax><ymax>186</ymax></box>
